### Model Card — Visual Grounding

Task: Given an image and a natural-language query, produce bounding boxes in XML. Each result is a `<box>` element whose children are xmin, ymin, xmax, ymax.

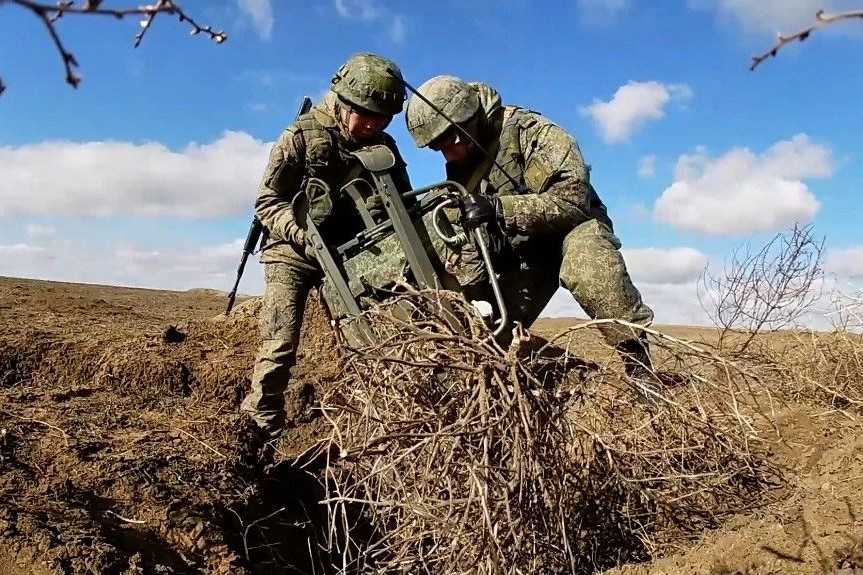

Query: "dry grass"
<box><xmin>311</xmin><ymin>287</ymin><xmax>781</xmax><ymax>574</ymax></box>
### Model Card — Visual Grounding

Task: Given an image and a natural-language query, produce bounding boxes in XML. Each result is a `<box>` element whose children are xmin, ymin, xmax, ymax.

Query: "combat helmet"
<box><xmin>331</xmin><ymin>53</ymin><xmax>406</xmax><ymax>116</ymax></box>
<box><xmin>405</xmin><ymin>75</ymin><xmax>480</xmax><ymax>148</ymax></box>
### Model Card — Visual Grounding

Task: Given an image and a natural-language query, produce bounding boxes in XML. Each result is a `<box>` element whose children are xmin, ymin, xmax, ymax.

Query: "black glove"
<box><xmin>462</xmin><ymin>195</ymin><xmax>502</xmax><ymax>229</ymax></box>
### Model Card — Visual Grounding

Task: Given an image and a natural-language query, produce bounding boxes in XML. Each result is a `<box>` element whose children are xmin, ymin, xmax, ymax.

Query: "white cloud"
<box><xmin>540</xmin><ymin>287</ymin><xmax>590</xmax><ymax>319</ymax></box>
<box><xmin>826</xmin><ymin>246</ymin><xmax>863</xmax><ymax>280</ymax></box>
<box><xmin>245</xmin><ymin>102</ymin><xmax>269</xmax><ymax>113</ymax></box>
<box><xmin>540</xmin><ymin>283</ymin><xmax>712</xmax><ymax>326</ymax></box>
<box><xmin>237</xmin><ymin>0</ymin><xmax>274</xmax><ymax>40</ymax></box>
<box><xmin>389</xmin><ymin>14</ymin><xmax>407</xmax><ymax>44</ymax></box>
<box><xmin>694</xmin><ymin>0</ymin><xmax>858</xmax><ymax>36</ymax></box>
<box><xmin>579</xmin><ymin>81</ymin><xmax>692</xmax><ymax>143</ymax></box>
<box><xmin>0</xmin><ymin>242</ymin><xmax>58</xmax><ymax>281</ymax></box>
<box><xmin>578</xmin><ymin>0</ymin><xmax>628</xmax><ymax>23</ymax></box>
<box><xmin>0</xmin><ymin>243</ymin><xmax>51</xmax><ymax>257</ymax></box>
<box><xmin>0</xmin><ymin>131</ymin><xmax>271</xmax><ymax>219</ymax></box>
<box><xmin>114</xmin><ymin>239</ymin><xmax>262</xmax><ymax>290</ymax></box>
<box><xmin>622</xmin><ymin>247</ymin><xmax>709</xmax><ymax>284</ymax></box>
<box><xmin>25</xmin><ymin>224</ymin><xmax>57</xmax><ymax>238</ymax></box>
<box><xmin>333</xmin><ymin>0</ymin><xmax>406</xmax><ymax>44</ymax></box>
<box><xmin>653</xmin><ymin>134</ymin><xmax>831</xmax><ymax>235</ymax></box>
<box><xmin>539</xmin><ymin>246</ymin><xmax>709</xmax><ymax>324</ymax></box>
<box><xmin>637</xmin><ymin>154</ymin><xmax>656</xmax><ymax>179</ymax></box>
<box><xmin>0</xmin><ymin>234</ymin><xmax>264</xmax><ymax>294</ymax></box>
<box><xmin>335</xmin><ymin>0</ymin><xmax>384</xmax><ymax>21</ymax></box>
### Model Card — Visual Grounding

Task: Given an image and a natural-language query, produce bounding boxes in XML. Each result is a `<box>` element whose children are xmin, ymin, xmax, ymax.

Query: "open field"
<box><xmin>1</xmin><ymin>276</ymin><xmax>862</xmax><ymax>574</ymax></box>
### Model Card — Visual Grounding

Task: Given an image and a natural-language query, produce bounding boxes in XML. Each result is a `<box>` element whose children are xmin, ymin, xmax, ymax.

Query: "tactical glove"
<box><xmin>462</xmin><ymin>195</ymin><xmax>502</xmax><ymax>229</ymax></box>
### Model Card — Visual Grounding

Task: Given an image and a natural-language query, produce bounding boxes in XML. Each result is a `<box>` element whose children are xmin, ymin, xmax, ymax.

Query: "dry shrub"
<box><xmin>763</xmin><ymin>295</ymin><xmax>863</xmax><ymax>413</ymax></box>
<box><xmin>315</xmin><ymin>288</ymin><xmax>778</xmax><ymax>574</ymax></box>
<box><xmin>697</xmin><ymin>223</ymin><xmax>863</xmax><ymax>414</ymax></box>
<box><xmin>699</xmin><ymin>223</ymin><xmax>824</xmax><ymax>356</ymax></box>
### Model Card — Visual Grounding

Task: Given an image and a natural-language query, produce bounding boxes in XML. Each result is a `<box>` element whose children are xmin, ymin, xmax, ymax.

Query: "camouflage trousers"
<box><xmin>240</xmin><ymin>260</ymin><xmax>321</xmax><ymax>436</ymax></box>
<box><xmin>494</xmin><ymin>219</ymin><xmax>653</xmax><ymax>346</ymax></box>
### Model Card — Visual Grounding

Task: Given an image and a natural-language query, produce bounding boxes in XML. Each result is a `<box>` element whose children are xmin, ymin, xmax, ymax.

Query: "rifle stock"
<box><xmin>225</xmin><ymin>96</ymin><xmax>313</xmax><ymax>315</ymax></box>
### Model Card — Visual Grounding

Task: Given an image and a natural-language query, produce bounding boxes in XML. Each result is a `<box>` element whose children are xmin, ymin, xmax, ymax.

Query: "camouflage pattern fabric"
<box><xmin>437</xmin><ymin>81</ymin><xmax>653</xmax><ymax>344</ymax></box>
<box><xmin>255</xmin><ymin>92</ymin><xmax>411</xmax><ymax>265</ymax></box>
<box><xmin>240</xmin><ymin>261</ymin><xmax>321</xmax><ymax>434</ymax></box>
<box><xmin>405</xmin><ymin>75</ymin><xmax>481</xmax><ymax>148</ymax></box>
<box><xmin>245</xmin><ymin>65</ymin><xmax>411</xmax><ymax>435</ymax></box>
<box><xmin>331</xmin><ymin>52</ymin><xmax>407</xmax><ymax>116</ymax></box>
<box><xmin>489</xmin><ymin>220</ymin><xmax>652</xmax><ymax>347</ymax></box>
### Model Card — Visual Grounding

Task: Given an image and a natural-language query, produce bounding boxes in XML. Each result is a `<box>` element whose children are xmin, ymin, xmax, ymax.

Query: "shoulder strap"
<box><xmin>295</xmin><ymin>114</ymin><xmax>336</xmax><ymax>175</ymax></box>
<box><xmin>464</xmin><ymin>106</ymin><xmax>525</xmax><ymax>195</ymax></box>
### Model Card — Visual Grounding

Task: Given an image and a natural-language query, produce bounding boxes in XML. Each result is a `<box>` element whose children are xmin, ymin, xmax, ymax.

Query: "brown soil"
<box><xmin>1</xmin><ymin>276</ymin><xmax>862</xmax><ymax>574</ymax></box>
<box><xmin>0</xmin><ymin>277</ymin><xmax>340</xmax><ymax>574</ymax></box>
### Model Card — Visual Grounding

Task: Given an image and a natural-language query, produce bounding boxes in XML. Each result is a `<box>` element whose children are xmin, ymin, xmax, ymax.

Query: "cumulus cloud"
<box><xmin>237</xmin><ymin>0</ymin><xmax>274</xmax><ymax>40</ymax></box>
<box><xmin>114</xmin><ymin>239</ymin><xmax>261</xmax><ymax>290</ymax></box>
<box><xmin>389</xmin><ymin>15</ymin><xmax>407</xmax><ymax>44</ymax></box>
<box><xmin>540</xmin><ymin>283</ymin><xmax>711</xmax><ymax>326</ymax></box>
<box><xmin>577</xmin><ymin>0</ymin><xmax>628</xmax><ymax>23</ymax></box>
<box><xmin>333</xmin><ymin>0</ymin><xmax>406</xmax><ymax>43</ymax></box>
<box><xmin>0</xmin><ymin>131</ymin><xmax>270</xmax><ymax>219</ymax></box>
<box><xmin>0</xmin><ymin>243</ymin><xmax>51</xmax><ymax>258</ymax></box>
<box><xmin>637</xmin><ymin>154</ymin><xmax>656</xmax><ymax>179</ymax></box>
<box><xmin>692</xmin><ymin>0</ymin><xmax>858</xmax><ymax>36</ymax></box>
<box><xmin>579</xmin><ymin>81</ymin><xmax>692</xmax><ymax>143</ymax></box>
<box><xmin>0</xmin><ymin>242</ymin><xmax>58</xmax><ymax>282</ymax></box>
<box><xmin>334</xmin><ymin>0</ymin><xmax>384</xmax><ymax>20</ymax></box>
<box><xmin>653</xmin><ymin>134</ymin><xmax>831</xmax><ymax>235</ymax></box>
<box><xmin>622</xmin><ymin>247</ymin><xmax>709</xmax><ymax>284</ymax></box>
<box><xmin>25</xmin><ymin>224</ymin><xmax>57</xmax><ymax>238</ymax></box>
<box><xmin>0</xmin><ymin>233</ymin><xmax>264</xmax><ymax>294</ymax></box>
<box><xmin>826</xmin><ymin>246</ymin><xmax>863</xmax><ymax>280</ymax></box>
<box><xmin>539</xmin><ymin>246</ymin><xmax>709</xmax><ymax>324</ymax></box>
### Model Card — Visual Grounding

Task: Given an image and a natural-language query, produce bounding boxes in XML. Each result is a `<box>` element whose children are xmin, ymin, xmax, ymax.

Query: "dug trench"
<box><xmin>0</xmin><ymin>277</ymin><xmax>341</xmax><ymax>574</ymax></box>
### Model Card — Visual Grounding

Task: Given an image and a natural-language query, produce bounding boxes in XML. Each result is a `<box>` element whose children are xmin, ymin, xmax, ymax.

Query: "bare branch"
<box><xmin>750</xmin><ymin>9</ymin><xmax>863</xmax><ymax>71</ymax></box>
<box><xmin>2</xmin><ymin>0</ymin><xmax>227</xmax><ymax>95</ymax></box>
<box><xmin>699</xmin><ymin>224</ymin><xmax>825</xmax><ymax>353</ymax></box>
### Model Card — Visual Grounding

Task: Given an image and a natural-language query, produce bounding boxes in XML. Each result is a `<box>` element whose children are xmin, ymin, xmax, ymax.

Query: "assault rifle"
<box><xmin>225</xmin><ymin>96</ymin><xmax>313</xmax><ymax>314</ymax></box>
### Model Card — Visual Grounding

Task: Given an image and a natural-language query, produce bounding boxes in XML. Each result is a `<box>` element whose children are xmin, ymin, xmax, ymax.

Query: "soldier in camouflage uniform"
<box><xmin>405</xmin><ymin>75</ymin><xmax>655</xmax><ymax>379</ymax></box>
<box><xmin>241</xmin><ymin>53</ymin><xmax>411</xmax><ymax>437</ymax></box>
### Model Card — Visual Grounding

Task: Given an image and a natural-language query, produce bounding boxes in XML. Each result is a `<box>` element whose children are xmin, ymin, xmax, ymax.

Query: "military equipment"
<box><xmin>294</xmin><ymin>144</ymin><xmax>509</xmax><ymax>346</ymax></box>
<box><xmin>226</xmin><ymin>96</ymin><xmax>313</xmax><ymax>315</ymax></box>
<box><xmin>331</xmin><ymin>53</ymin><xmax>406</xmax><ymax>116</ymax></box>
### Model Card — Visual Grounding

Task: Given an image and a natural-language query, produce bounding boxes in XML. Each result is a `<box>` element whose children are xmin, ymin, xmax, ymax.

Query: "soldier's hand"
<box><xmin>462</xmin><ymin>194</ymin><xmax>502</xmax><ymax>229</ymax></box>
<box><xmin>365</xmin><ymin>194</ymin><xmax>385</xmax><ymax>219</ymax></box>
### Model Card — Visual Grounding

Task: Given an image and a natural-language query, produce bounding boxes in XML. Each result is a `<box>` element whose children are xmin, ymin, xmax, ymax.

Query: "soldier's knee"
<box><xmin>564</xmin><ymin>218</ymin><xmax>622</xmax><ymax>253</ymax></box>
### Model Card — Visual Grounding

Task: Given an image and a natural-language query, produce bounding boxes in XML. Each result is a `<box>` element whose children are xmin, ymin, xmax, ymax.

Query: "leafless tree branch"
<box><xmin>1</xmin><ymin>0</ymin><xmax>226</xmax><ymax>96</ymax></box>
<box><xmin>750</xmin><ymin>9</ymin><xmax>863</xmax><ymax>71</ymax></box>
<box><xmin>698</xmin><ymin>224</ymin><xmax>825</xmax><ymax>353</ymax></box>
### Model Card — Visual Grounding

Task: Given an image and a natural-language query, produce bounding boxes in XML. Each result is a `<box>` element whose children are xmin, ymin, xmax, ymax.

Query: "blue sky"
<box><xmin>1</xmin><ymin>0</ymin><xmax>862</xmax><ymax>325</ymax></box>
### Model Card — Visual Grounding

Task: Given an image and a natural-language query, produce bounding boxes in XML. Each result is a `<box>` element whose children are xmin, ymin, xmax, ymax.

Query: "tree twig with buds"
<box><xmin>1</xmin><ymin>0</ymin><xmax>227</xmax><ymax>96</ymax></box>
<box><xmin>750</xmin><ymin>9</ymin><xmax>863</xmax><ymax>71</ymax></box>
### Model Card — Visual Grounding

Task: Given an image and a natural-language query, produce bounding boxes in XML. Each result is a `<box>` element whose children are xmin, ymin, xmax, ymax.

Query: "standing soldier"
<box><xmin>404</xmin><ymin>75</ymin><xmax>656</xmax><ymax>384</ymax></box>
<box><xmin>241</xmin><ymin>53</ymin><xmax>411</xmax><ymax>438</ymax></box>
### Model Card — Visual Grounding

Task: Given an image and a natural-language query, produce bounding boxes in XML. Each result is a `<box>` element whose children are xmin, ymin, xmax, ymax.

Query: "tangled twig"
<box><xmin>750</xmin><ymin>9</ymin><xmax>863</xmax><ymax>70</ymax></box>
<box><xmin>316</xmin><ymin>287</ymin><xmax>779</xmax><ymax>574</ymax></box>
<box><xmin>1</xmin><ymin>408</ymin><xmax>71</xmax><ymax>446</ymax></box>
<box><xmin>2</xmin><ymin>0</ymin><xmax>226</xmax><ymax>94</ymax></box>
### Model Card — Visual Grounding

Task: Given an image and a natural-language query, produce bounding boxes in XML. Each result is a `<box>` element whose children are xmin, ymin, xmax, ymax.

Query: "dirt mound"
<box><xmin>0</xmin><ymin>277</ymin><xmax>340</xmax><ymax>574</ymax></box>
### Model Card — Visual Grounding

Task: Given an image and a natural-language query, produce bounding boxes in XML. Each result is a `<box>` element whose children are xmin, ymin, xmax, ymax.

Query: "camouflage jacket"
<box><xmin>446</xmin><ymin>84</ymin><xmax>612</xmax><ymax>239</ymax></box>
<box><xmin>255</xmin><ymin>92</ymin><xmax>411</xmax><ymax>264</ymax></box>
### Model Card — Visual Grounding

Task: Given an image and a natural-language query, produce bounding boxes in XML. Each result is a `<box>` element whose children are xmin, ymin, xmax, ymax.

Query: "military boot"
<box><xmin>616</xmin><ymin>337</ymin><xmax>659</xmax><ymax>405</ymax></box>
